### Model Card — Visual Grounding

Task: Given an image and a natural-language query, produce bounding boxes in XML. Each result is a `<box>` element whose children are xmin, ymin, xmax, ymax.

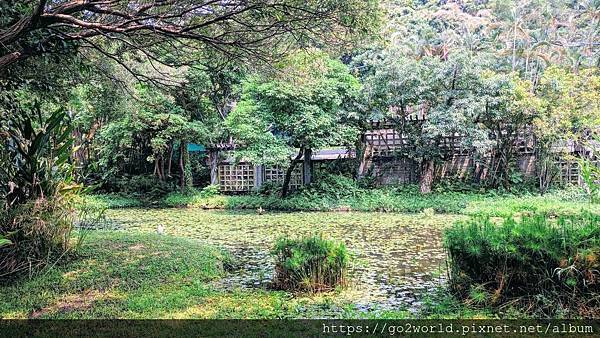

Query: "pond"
<box><xmin>106</xmin><ymin>209</ymin><xmax>463</xmax><ymax>312</ymax></box>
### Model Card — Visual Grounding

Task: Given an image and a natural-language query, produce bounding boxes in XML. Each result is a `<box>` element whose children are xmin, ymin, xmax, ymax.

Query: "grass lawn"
<box><xmin>1</xmin><ymin>231</ymin><xmax>324</xmax><ymax>319</ymax></box>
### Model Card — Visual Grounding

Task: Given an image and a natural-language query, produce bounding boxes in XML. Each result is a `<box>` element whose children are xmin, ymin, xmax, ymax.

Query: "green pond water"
<box><xmin>105</xmin><ymin>209</ymin><xmax>463</xmax><ymax>311</ymax></box>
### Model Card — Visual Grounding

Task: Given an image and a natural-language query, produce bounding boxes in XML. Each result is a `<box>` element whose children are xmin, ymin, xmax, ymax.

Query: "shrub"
<box><xmin>109</xmin><ymin>174</ymin><xmax>177</xmax><ymax>199</ymax></box>
<box><xmin>304</xmin><ymin>174</ymin><xmax>365</xmax><ymax>199</ymax></box>
<box><xmin>444</xmin><ymin>213</ymin><xmax>600</xmax><ymax>316</ymax></box>
<box><xmin>257</xmin><ymin>181</ymin><xmax>282</xmax><ymax>196</ymax></box>
<box><xmin>0</xmin><ymin>106</ymin><xmax>82</xmax><ymax>279</ymax></box>
<box><xmin>82</xmin><ymin>194</ymin><xmax>144</xmax><ymax>209</ymax></box>
<box><xmin>579</xmin><ymin>158</ymin><xmax>600</xmax><ymax>204</ymax></box>
<box><xmin>272</xmin><ymin>235</ymin><xmax>349</xmax><ymax>292</ymax></box>
<box><xmin>0</xmin><ymin>196</ymin><xmax>76</xmax><ymax>279</ymax></box>
<box><xmin>199</xmin><ymin>184</ymin><xmax>220</xmax><ymax>198</ymax></box>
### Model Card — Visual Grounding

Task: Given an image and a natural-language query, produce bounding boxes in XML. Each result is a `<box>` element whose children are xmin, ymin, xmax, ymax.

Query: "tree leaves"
<box><xmin>226</xmin><ymin>50</ymin><xmax>361</xmax><ymax>166</ymax></box>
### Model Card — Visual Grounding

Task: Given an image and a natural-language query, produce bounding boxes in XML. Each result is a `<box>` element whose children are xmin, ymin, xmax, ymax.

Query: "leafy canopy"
<box><xmin>226</xmin><ymin>50</ymin><xmax>361</xmax><ymax>165</ymax></box>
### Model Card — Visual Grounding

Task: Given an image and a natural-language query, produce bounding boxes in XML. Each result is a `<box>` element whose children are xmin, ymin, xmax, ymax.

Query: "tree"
<box><xmin>477</xmin><ymin>71</ymin><xmax>541</xmax><ymax>189</ymax></box>
<box><xmin>363</xmin><ymin>50</ymin><xmax>494</xmax><ymax>193</ymax></box>
<box><xmin>0</xmin><ymin>0</ymin><xmax>380</xmax><ymax>73</ymax></box>
<box><xmin>92</xmin><ymin>82</ymin><xmax>207</xmax><ymax>190</ymax></box>
<box><xmin>384</xmin><ymin>0</ymin><xmax>599</xmax><ymax>78</ymax></box>
<box><xmin>535</xmin><ymin>66</ymin><xmax>600</xmax><ymax>192</ymax></box>
<box><xmin>226</xmin><ymin>50</ymin><xmax>360</xmax><ymax>197</ymax></box>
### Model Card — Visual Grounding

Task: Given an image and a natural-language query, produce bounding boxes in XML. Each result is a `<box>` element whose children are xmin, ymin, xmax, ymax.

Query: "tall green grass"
<box><xmin>160</xmin><ymin>185</ymin><xmax>598</xmax><ymax>216</ymax></box>
<box><xmin>444</xmin><ymin>212</ymin><xmax>600</xmax><ymax>317</ymax></box>
<box><xmin>272</xmin><ymin>235</ymin><xmax>349</xmax><ymax>292</ymax></box>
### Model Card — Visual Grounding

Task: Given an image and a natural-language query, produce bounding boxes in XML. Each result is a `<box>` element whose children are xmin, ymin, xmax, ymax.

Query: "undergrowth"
<box><xmin>445</xmin><ymin>212</ymin><xmax>600</xmax><ymax>318</ymax></box>
<box><xmin>154</xmin><ymin>184</ymin><xmax>596</xmax><ymax>216</ymax></box>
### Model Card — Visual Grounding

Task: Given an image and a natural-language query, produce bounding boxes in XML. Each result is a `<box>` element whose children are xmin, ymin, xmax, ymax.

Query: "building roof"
<box><xmin>312</xmin><ymin>148</ymin><xmax>355</xmax><ymax>161</ymax></box>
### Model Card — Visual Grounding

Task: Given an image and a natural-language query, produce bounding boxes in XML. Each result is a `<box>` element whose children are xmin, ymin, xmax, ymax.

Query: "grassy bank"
<box><xmin>0</xmin><ymin>232</ymin><xmax>231</xmax><ymax>319</ymax></box>
<box><xmin>86</xmin><ymin>186</ymin><xmax>598</xmax><ymax>217</ymax></box>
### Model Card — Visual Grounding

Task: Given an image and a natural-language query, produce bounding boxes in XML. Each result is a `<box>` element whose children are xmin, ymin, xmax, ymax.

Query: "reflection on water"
<box><xmin>107</xmin><ymin>209</ymin><xmax>462</xmax><ymax>312</ymax></box>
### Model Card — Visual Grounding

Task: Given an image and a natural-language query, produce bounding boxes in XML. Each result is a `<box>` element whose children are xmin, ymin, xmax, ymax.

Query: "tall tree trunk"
<box><xmin>179</xmin><ymin>140</ymin><xmax>190</xmax><ymax>191</ymax></box>
<box><xmin>159</xmin><ymin>155</ymin><xmax>165</xmax><ymax>180</ymax></box>
<box><xmin>167</xmin><ymin>141</ymin><xmax>173</xmax><ymax>177</ymax></box>
<box><xmin>281</xmin><ymin>148</ymin><xmax>304</xmax><ymax>198</ymax></box>
<box><xmin>419</xmin><ymin>159</ymin><xmax>435</xmax><ymax>194</ymax></box>
<box><xmin>355</xmin><ymin>134</ymin><xmax>371</xmax><ymax>179</ymax></box>
<box><xmin>303</xmin><ymin>148</ymin><xmax>312</xmax><ymax>185</ymax></box>
<box><xmin>209</xmin><ymin>150</ymin><xmax>219</xmax><ymax>185</ymax></box>
<box><xmin>154</xmin><ymin>157</ymin><xmax>163</xmax><ymax>180</ymax></box>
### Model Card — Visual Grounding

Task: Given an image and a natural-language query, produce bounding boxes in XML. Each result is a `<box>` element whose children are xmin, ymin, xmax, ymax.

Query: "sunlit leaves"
<box><xmin>226</xmin><ymin>50</ymin><xmax>361</xmax><ymax>166</ymax></box>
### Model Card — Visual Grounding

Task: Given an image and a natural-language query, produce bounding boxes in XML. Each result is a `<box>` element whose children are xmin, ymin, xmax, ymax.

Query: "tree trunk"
<box><xmin>419</xmin><ymin>159</ymin><xmax>435</xmax><ymax>194</ymax></box>
<box><xmin>536</xmin><ymin>146</ymin><xmax>555</xmax><ymax>195</ymax></box>
<box><xmin>356</xmin><ymin>134</ymin><xmax>371</xmax><ymax>179</ymax></box>
<box><xmin>159</xmin><ymin>155</ymin><xmax>165</xmax><ymax>180</ymax></box>
<box><xmin>167</xmin><ymin>141</ymin><xmax>173</xmax><ymax>177</ymax></box>
<box><xmin>179</xmin><ymin>140</ymin><xmax>190</xmax><ymax>191</ymax></box>
<box><xmin>154</xmin><ymin>157</ymin><xmax>164</xmax><ymax>180</ymax></box>
<box><xmin>303</xmin><ymin>148</ymin><xmax>312</xmax><ymax>185</ymax></box>
<box><xmin>209</xmin><ymin>150</ymin><xmax>219</xmax><ymax>185</ymax></box>
<box><xmin>281</xmin><ymin>148</ymin><xmax>304</xmax><ymax>198</ymax></box>
<box><xmin>154</xmin><ymin>158</ymin><xmax>159</xmax><ymax>178</ymax></box>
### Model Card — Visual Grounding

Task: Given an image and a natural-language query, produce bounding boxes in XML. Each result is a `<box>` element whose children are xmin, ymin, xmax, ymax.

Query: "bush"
<box><xmin>257</xmin><ymin>181</ymin><xmax>282</xmax><ymax>196</ymax></box>
<box><xmin>0</xmin><ymin>197</ymin><xmax>75</xmax><ymax>279</ymax></box>
<box><xmin>159</xmin><ymin>184</ymin><xmax>600</xmax><ymax>216</ymax></box>
<box><xmin>107</xmin><ymin>174</ymin><xmax>177</xmax><ymax>199</ymax></box>
<box><xmin>82</xmin><ymin>194</ymin><xmax>144</xmax><ymax>209</ymax></box>
<box><xmin>444</xmin><ymin>213</ymin><xmax>600</xmax><ymax>316</ymax></box>
<box><xmin>0</xmin><ymin>106</ymin><xmax>83</xmax><ymax>279</ymax></box>
<box><xmin>272</xmin><ymin>235</ymin><xmax>349</xmax><ymax>292</ymax></box>
<box><xmin>303</xmin><ymin>174</ymin><xmax>365</xmax><ymax>199</ymax></box>
<box><xmin>199</xmin><ymin>184</ymin><xmax>220</xmax><ymax>198</ymax></box>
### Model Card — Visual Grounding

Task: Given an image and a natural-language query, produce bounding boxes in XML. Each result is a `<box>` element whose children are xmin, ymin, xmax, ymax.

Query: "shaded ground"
<box><xmin>106</xmin><ymin>209</ymin><xmax>463</xmax><ymax>312</ymax></box>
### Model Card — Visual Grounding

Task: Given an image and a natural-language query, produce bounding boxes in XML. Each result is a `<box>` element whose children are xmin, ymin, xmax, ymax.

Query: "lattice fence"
<box><xmin>365</xmin><ymin>128</ymin><xmax>406</xmax><ymax>157</ymax></box>
<box><xmin>218</xmin><ymin>164</ymin><xmax>255</xmax><ymax>192</ymax></box>
<box><xmin>554</xmin><ymin>158</ymin><xmax>600</xmax><ymax>185</ymax></box>
<box><xmin>264</xmin><ymin>165</ymin><xmax>303</xmax><ymax>190</ymax></box>
<box><xmin>372</xmin><ymin>158</ymin><xmax>418</xmax><ymax>185</ymax></box>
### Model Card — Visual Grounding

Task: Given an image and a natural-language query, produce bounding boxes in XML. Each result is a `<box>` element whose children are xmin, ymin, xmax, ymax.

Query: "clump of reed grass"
<box><xmin>0</xmin><ymin>196</ymin><xmax>75</xmax><ymax>280</ymax></box>
<box><xmin>272</xmin><ymin>234</ymin><xmax>349</xmax><ymax>292</ymax></box>
<box><xmin>444</xmin><ymin>212</ymin><xmax>600</xmax><ymax>317</ymax></box>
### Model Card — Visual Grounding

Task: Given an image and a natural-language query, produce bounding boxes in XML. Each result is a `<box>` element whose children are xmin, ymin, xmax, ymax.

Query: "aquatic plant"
<box><xmin>272</xmin><ymin>235</ymin><xmax>349</xmax><ymax>292</ymax></box>
<box><xmin>445</xmin><ymin>212</ymin><xmax>600</xmax><ymax>316</ymax></box>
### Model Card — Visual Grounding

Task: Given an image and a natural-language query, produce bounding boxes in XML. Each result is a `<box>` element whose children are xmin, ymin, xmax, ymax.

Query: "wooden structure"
<box><xmin>207</xmin><ymin>120</ymin><xmax>596</xmax><ymax>192</ymax></box>
<box><xmin>207</xmin><ymin>146</ymin><xmax>352</xmax><ymax>192</ymax></box>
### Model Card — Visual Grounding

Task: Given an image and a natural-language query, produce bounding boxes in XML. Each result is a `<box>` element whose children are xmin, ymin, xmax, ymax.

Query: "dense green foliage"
<box><xmin>580</xmin><ymin>159</ymin><xmax>600</xmax><ymax>204</ymax></box>
<box><xmin>1</xmin><ymin>0</ymin><xmax>599</xmax><ymax>321</ymax></box>
<box><xmin>227</xmin><ymin>51</ymin><xmax>360</xmax><ymax>162</ymax></box>
<box><xmin>445</xmin><ymin>213</ymin><xmax>600</xmax><ymax>317</ymax></box>
<box><xmin>0</xmin><ymin>106</ymin><xmax>82</xmax><ymax>278</ymax></box>
<box><xmin>226</xmin><ymin>50</ymin><xmax>361</xmax><ymax>194</ymax></box>
<box><xmin>159</xmin><ymin>184</ymin><xmax>597</xmax><ymax>216</ymax></box>
<box><xmin>273</xmin><ymin>235</ymin><xmax>349</xmax><ymax>292</ymax></box>
<box><xmin>359</xmin><ymin>49</ymin><xmax>598</xmax><ymax>193</ymax></box>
